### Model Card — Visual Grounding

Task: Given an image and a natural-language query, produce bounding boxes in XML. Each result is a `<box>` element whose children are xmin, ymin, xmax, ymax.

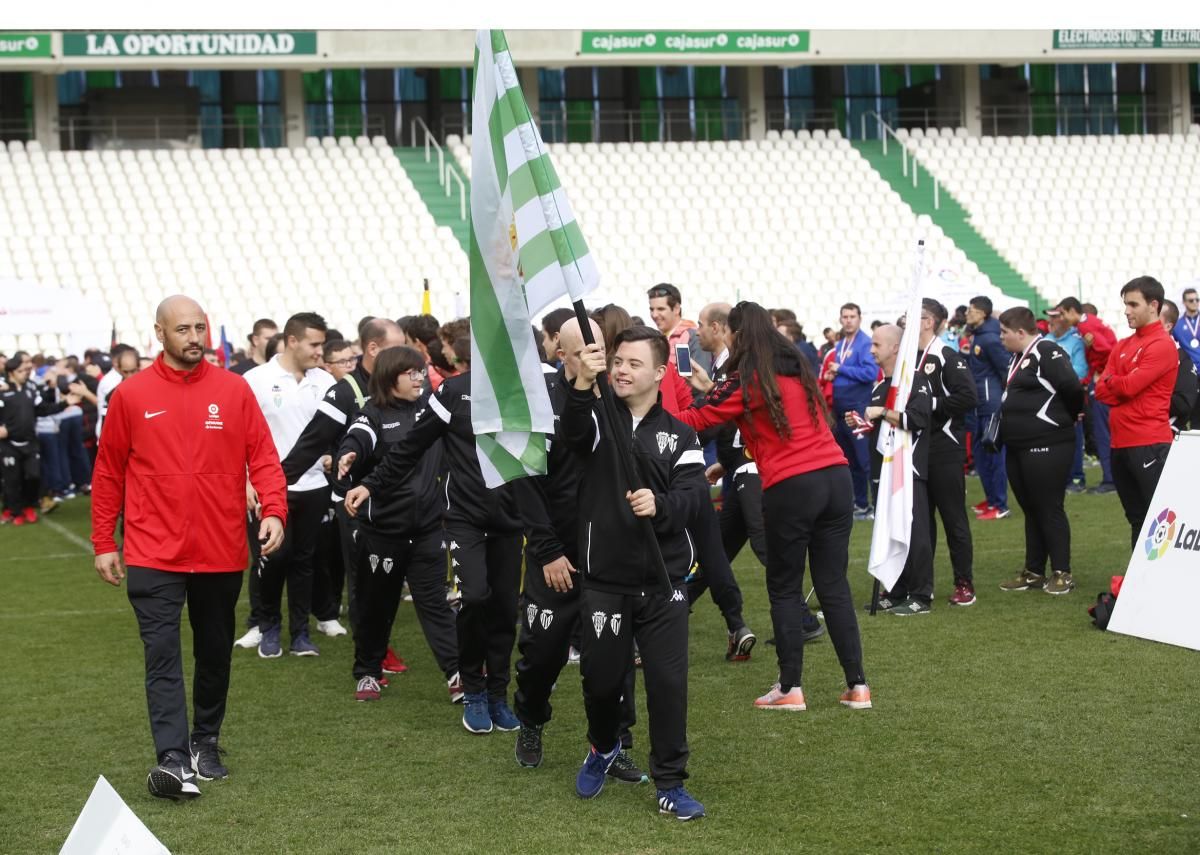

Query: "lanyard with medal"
<box><xmin>1003</xmin><ymin>335</ymin><xmax>1042</xmax><ymax>399</ymax></box>
<box><xmin>1183</xmin><ymin>313</ymin><xmax>1200</xmax><ymax>350</ymax></box>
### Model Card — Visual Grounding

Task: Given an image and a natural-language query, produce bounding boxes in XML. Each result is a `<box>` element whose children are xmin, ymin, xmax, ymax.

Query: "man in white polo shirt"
<box><xmin>243</xmin><ymin>313</ymin><xmax>334</xmax><ymax>658</ymax></box>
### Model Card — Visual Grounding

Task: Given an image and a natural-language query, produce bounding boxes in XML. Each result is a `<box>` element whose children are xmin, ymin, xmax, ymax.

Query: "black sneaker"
<box><xmin>801</xmin><ymin>619</ymin><xmax>826</xmax><ymax>642</ymax></box>
<box><xmin>725</xmin><ymin>626</ymin><xmax>757</xmax><ymax>661</ymax></box>
<box><xmin>515</xmin><ymin>724</ymin><xmax>544</xmax><ymax>768</ymax></box>
<box><xmin>189</xmin><ymin>736</ymin><xmax>228</xmax><ymax>781</ymax></box>
<box><xmin>147</xmin><ymin>752</ymin><xmax>201</xmax><ymax>801</ymax></box>
<box><xmin>606</xmin><ymin>749</ymin><xmax>648</xmax><ymax>784</ymax></box>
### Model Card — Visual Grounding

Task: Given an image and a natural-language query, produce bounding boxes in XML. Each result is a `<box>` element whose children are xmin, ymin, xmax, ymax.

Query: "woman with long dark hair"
<box><xmin>334</xmin><ymin>346</ymin><xmax>460</xmax><ymax>703</ymax></box>
<box><xmin>995</xmin><ymin>307</ymin><xmax>1083</xmax><ymax>596</ymax></box>
<box><xmin>674</xmin><ymin>301</ymin><xmax>870</xmax><ymax>711</ymax></box>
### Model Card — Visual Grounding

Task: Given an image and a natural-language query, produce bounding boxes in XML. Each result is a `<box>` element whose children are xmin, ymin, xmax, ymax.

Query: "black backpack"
<box><xmin>1088</xmin><ymin>592</ymin><xmax>1117</xmax><ymax>630</ymax></box>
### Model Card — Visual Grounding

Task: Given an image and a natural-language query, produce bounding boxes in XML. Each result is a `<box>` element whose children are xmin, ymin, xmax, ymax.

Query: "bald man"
<box><xmin>91</xmin><ymin>295</ymin><xmax>287</xmax><ymax>800</ymax></box>
<box><xmin>509</xmin><ymin>317</ymin><xmax>645</xmax><ymax>781</ymax></box>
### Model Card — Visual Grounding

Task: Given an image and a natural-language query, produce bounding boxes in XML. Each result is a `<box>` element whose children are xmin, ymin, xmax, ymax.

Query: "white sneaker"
<box><xmin>316</xmin><ymin>618</ymin><xmax>348</xmax><ymax>637</ymax></box>
<box><xmin>234</xmin><ymin>627</ymin><xmax>262</xmax><ymax>649</ymax></box>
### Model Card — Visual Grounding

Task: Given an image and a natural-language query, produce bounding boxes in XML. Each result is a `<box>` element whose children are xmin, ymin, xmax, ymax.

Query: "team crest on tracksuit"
<box><xmin>382</xmin><ymin>557</ymin><xmax>393</xmax><ymax>574</ymax></box>
<box><xmin>592</xmin><ymin>611</ymin><xmax>607</xmax><ymax>637</ymax></box>
<box><xmin>539</xmin><ymin>609</ymin><xmax>553</xmax><ymax>630</ymax></box>
<box><xmin>527</xmin><ymin>602</ymin><xmax>538</xmax><ymax>628</ymax></box>
<box><xmin>656</xmin><ymin>432</ymin><xmax>678</xmax><ymax>454</ymax></box>
<box><xmin>369</xmin><ymin>554</ymin><xmax>379</xmax><ymax>572</ymax></box>
<box><xmin>609</xmin><ymin>614</ymin><xmax>622</xmax><ymax>635</ymax></box>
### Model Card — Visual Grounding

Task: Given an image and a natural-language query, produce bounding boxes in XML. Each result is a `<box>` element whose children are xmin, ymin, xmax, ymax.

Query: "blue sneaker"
<box><xmin>257</xmin><ymin>624</ymin><xmax>282</xmax><ymax>659</ymax></box>
<box><xmin>575</xmin><ymin>744</ymin><xmax>620</xmax><ymax>799</ymax></box>
<box><xmin>289</xmin><ymin>631</ymin><xmax>319</xmax><ymax>657</ymax></box>
<box><xmin>488</xmin><ymin>698</ymin><xmax>521</xmax><ymax>732</ymax></box>
<box><xmin>657</xmin><ymin>786</ymin><xmax>705</xmax><ymax>821</ymax></box>
<box><xmin>462</xmin><ymin>692</ymin><xmax>493</xmax><ymax>734</ymax></box>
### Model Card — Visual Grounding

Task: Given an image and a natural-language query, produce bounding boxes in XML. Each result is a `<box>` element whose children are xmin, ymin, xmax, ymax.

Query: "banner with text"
<box><xmin>0</xmin><ymin>33</ymin><xmax>51</xmax><ymax>58</ymax></box>
<box><xmin>581</xmin><ymin>30</ymin><xmax>809</xmax><ymax>55</ymax></box>
<box><xmin>1054</xmin><ymin>29</ymin><xmax>1200</xmax><ymax>49</ymax></box>
<box><xmin>1107</xmin><ymin>432</ymin><xmax>1200</xmax><ymax>652</ymax></box>
<box><xmin>63</xmin><ymin>31</ymin><xmax>317</xmax><ymax>57</ymax></box>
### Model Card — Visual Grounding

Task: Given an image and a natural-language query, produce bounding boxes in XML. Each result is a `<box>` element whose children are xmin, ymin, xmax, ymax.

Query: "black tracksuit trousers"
<box><xmin>352</xmin><ymin>527</ymin><xmax>458</xmax><ymax>681</ymax></box>
<box><xmin>312</xmin><ymin>507</ymin><xmax>346</xmax><ymax>623</ymax></box>
<box><xmin>127</xmin><ymin>566</ymin><xmax>243</xmax><ymax>763</ymax></box>
<box><xmin>889</xmin><ymin>479</ymin><xmax>934</xmax><ymax>604</ymax></box>
<box><xmin>761</xmin><ymin>466</ymin><xmax>865</xmax><ymax>692</ymax></box>
<box><xmin>0</xmin><ymin>441</ymin><xmax>39</xmax><ymax>513</ymax></box>
<box><xmin>927</xmin><ymin>448</ymin><xmax>974</xmax><ymax>586</ymax></box>
<box><xmin>580</xmin><ymin>585</ymin><xmax>689</xmax><ymax>789</ymax></box>
<box><xmin>1006</xmin><ymin>443</ymin><xmax>1073</xmax><ymax>574</ymax></box>
<box><xmin>258</xmin><ymin>488</ymin><xmax>327</xmax><ymax>641</ymax></box>
<box><xmin>685</xmin><ymin>497</ymin><xmax>746</xmax><ymax>633</ymax></box>
<box><xmin>446</xmin><ymin>522</ymin><xmax>522</xmax><ymax>699</ymax></box>
<box><xmin>514</xmin><ymin>560</ymin><xmax>636</xmax><ymax>746</ymax></box>
<box><xmin>1112</xmin><ymin>443</ymin><xmax>1172</xmax><ymax>552</ymax></box>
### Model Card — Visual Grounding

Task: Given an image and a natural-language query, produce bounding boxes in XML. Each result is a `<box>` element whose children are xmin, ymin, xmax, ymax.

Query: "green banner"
<box><xmin>1054</xmin><ymin>29</ymin><xmax>1200</xmax><ymax>49</ymax></box>
<box><xmin>62</xmin><ymin>31</ymin><xmax>317</xmax><ymax>58</ymax></box>
<box><xmin>0</xmin><ymin>33</ymin><xmax>51</xmax><ymax>59</ymax></box>
<box><xmin>581</xmin><ymin>30</ymin><xmax>808</xmax><ymax>55</ymax></box>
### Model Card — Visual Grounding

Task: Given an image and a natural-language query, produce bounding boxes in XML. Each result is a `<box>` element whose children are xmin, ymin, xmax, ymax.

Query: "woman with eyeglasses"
<box><xmin>673</xmin><ymin>302</ymin><xmax>870</xmax><ymax>712</ymax></box>
<box><xmin>333</xmin><ymin>346</ymin><xmax>460</xmax><ymax>703</ymax></box>
<box><xmin>995</xmin><ymin>307</ymin><xmax>1084</xmax><ymax>596</ymax></box>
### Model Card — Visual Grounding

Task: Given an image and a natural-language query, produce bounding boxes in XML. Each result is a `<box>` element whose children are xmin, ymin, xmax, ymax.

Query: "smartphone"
<box><xmin>675</xmin><ymin>343</ymin><xmax>692</xmax><ymax>376</ymax></box>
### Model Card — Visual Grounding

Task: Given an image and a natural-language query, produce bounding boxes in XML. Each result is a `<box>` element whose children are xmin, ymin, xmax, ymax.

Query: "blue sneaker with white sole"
<box><xmin>289</xmin><ymin>631</ymin><xmax>320</xmax><ymax>657</ymax></box>
<box><xmin>488</xmin><ymin>698</ymin><xmax>521</xmax><ymax>732</ymax></box>
<box><xmin>575</xmin><ymin>743</ymin><xmax>620</xmax><ymax>799</ymax></box>
<box><xmin>657</xmin><ymin>786</ymin><xmax>705</xmax><ymax>821</ymax></box>
<box><xmin>257</xmin><ymin>624</ymin><xmax>282</xmax><ymax>659</ymax></box>
<box><xmin>462</xmin><ymin>692</ymin><xmax>493</xmax><ymax>734</ymax></box>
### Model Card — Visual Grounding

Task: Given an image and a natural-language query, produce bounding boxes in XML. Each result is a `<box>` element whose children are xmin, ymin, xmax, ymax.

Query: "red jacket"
<box><xmin>1093</xmin><ymin>321</ymin><xmax>1177</xmax><ymax>448</ymax></box>
<box><xmin>659</xmin><ymin>362</ymin><xmax>693</xmax><ymax>416</ymax></box>
<box><xmin>91</xmin><ymin>355</ymin><xmax>288</xmax><ymax>573</ymax></box>
<box><xmin>676</xmin><ymin>372</ymin><xmax>847</xmax><ymax>489</ymax></box>
<box><xmin>1077</xmin><ymin>314</ymin><xmax>1117</xmax><ymax>382</ymax></box>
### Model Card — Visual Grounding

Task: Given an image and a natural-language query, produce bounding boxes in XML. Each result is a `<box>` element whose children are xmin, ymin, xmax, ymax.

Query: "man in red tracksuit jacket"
<box><xmin>1093</xmin><ymin>277</ymin><xmax>1179</xmax><ymax>553</ymax></box>
<box><xmin>91</xmin><ymin>296</ymin><xmax>287</xmax><ymax>802</ymax></box>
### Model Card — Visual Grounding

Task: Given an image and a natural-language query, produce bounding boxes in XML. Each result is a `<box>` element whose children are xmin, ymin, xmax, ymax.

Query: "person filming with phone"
<box><xmin>90</xmin><ymin>296</ymin><xmax>287</xmax><ymax>802</ymax></box>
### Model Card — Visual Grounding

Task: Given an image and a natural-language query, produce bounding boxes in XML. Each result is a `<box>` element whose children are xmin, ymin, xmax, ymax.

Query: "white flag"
<box><xmin>868</xmin><ymin>240</ymin><xmax>926</xmax><ymax>591</ymax></box>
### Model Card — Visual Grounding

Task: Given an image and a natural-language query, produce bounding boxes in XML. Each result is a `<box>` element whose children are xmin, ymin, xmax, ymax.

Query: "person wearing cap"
<box><xmin>1055</xmin><ymin>297</ymin><xmax>1117</xmax><ymax>494</ymax></box>
<box><xmin>1044</xmin><ymin>307</ymin><xmax>1089</xmax><ymax>492</ymax></box>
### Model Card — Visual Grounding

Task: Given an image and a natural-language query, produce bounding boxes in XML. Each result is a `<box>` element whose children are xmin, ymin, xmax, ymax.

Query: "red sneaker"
<box><xmin>22</xmin><ymin>507</ymin><xmax>38</xmax><ymax>524</ymax></box>
<box><xmin>381</xmin><ymin>648</ymin><xmax>408</xmax><ymax>674</ymax></box>
<box><xmin>977</xmin><ymin>508</ymin><xmax>1010</xmax><ymax>521</ymax></box>
<box><xmin>354</xmin><ymin>676</ymin><xmax>381</xmax><ymax>702</ymax></box>
<box><xmin>949</xmin><ymin>582</ymin><xmax>977</xmax><ymax>606</ymax></box>
<box><xmin>447</xmin><ymin>671</ymin><xmax>464</xmax><ymax>704</ymax></box>
<box><xmin>378</xmin><ymin>676</ymin><xmax>390</xmax><ymax>688</ymax></box>
<box><xmin>0</xmin><ymin>510</ymin><xmax>13</xmax><ymax>524</ymax></box>
<box><xmin>11</xmin><ymin>515</ymin><xmax>27</xmax><ymax>527</ymax></box>
<box><xmin>971</xmin><ymin>500</ymin><xmax>990</xmax><ymax>515</ymax></box>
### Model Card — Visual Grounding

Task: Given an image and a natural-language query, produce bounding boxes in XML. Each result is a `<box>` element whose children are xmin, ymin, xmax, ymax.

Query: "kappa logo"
<box><xmin>609</xmin><ymin>613</ymin><xmax>622</xmax><ymax>635</ymax></box>
<box><xmin>670</xmin><ymin>589</ymin><xmax>685</xmax><ymax>603</ymax></box>
<box><xmin>656</xmin><ymin>431</ymin><xmax>678</xmax><ymax>454</ymax></box>
<box><xmin>592</xmin><ymin>611</ymin><xmax>607</xmax><ymax>637</ymax></box>
<box><xmin>382</xmin><ymin>557</ymin><xmax>394</xmax><ymax>574</ymax></box>
<box><xmin>1050</xmin><ymin>350</ymin><xmax>1063</xmax><ymax>360</ymax></box>
<box><xmin>540</xmin><ymin>609</ymin><xmax>554</xmax><ymax>630</ymax></box>
<box><xmin>527</xmin><ymin>602</ymin><xmax>538</xmax><ymax>628</ymax></box>
<box><xmin>368</xmin><ymin>553</ymin><xmax>379</xmax><ymax>572</ymax></box>
<box><xmin>449</xmin><ymin>540</ymin><xmax>459</xmax><ymax>551</ymax></box>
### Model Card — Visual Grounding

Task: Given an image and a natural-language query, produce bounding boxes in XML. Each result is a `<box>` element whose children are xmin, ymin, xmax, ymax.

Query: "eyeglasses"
<box><xmin>328</xmin><ymin>357</ymin><xmax>357</xmax><ymax>367</ymax></box>
<box><xmin>1187</xmin><ymin>297</ymin><xmax>1200</xmax><ymax>304</ymax></box>
<box><xmin>405</xmin><ymin>369</ymin><xmax>427</xmax><ymax>382</ymax></box>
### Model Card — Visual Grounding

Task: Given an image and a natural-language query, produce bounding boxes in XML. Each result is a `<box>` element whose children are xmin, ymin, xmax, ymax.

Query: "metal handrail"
<box><xmin>977</xmin><ymin>102</ymin><xmax>1186</xmax><ymax>136</ymax></box>
<box><xmin>860</xmin><ymin>110</ymin><xmax>909</xmax><ymax>176</ymax></box>
<box><xmin>50</xmin><ymin>113</ymin><xmax>301</xmax><ymax>150</ymax></box>
<box><xmin>411</xmin><ymin>116</ymin><xmax>445</xmax><ymax>183</ymax></box>
<box><xmin>438</xmin><ymin>104</ymin><xmax>751</xmax><ymax>144</ymax></box>
<box><xmin>445</xmin><ymin>165</ymin><xmax>466</xmax><ymax>221</ymax></box>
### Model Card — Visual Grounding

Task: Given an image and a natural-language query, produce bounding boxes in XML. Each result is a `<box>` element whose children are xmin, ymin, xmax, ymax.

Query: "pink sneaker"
<box><xmin>754</xmin><ymin>683</ymin><xmax>806</xmax><ymax>711</ymax></box>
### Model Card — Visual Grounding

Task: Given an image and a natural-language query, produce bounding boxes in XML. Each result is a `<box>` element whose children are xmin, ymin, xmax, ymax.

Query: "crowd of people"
<box><xmin>5</xmin><ymin>276</ymin><xmax>1197</xmax><ymax>821</ymax></box>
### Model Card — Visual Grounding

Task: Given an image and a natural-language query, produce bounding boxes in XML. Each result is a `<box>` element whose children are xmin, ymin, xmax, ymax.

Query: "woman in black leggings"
<box><xmin>995</xmin><ymin>307</ymin><xmax>1084</xmax><ymax>596</ymax></box>
<box><xmin>675</xmin><ymin>302</ymin><xmax>869</xmax><ymax>712</ymax></box>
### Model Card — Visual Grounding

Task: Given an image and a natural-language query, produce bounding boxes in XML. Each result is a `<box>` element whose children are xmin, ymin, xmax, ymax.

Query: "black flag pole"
<box><xmin>571</xmin><ymin>299</ymin><xmax>676</xmax><ymax>599</ymax></box>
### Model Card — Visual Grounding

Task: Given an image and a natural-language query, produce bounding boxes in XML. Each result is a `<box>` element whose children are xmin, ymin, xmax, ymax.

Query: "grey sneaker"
<box><xmin>887</xmin><ymin>596</ymin><xmax>931</xmax><ymax>616</ymax></box>
<box><xmin>999</xmin><ymin>570</ymin><xmax>1047</xmax><ymax>592</ymax></box>
<box><xmin>1043</xmin><ymin>571</ymin><xmax>1076</xmax><ymax>596</ymax></box>
<box><xmin>606</xmin><ymin>749</ymin><xmax>648</xmax><ymax>784</ymax></box>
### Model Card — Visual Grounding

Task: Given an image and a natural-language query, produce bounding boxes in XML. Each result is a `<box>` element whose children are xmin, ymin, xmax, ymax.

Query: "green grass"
<box><xmin>2</xmin><ymin>482</ymin><xmax>1198</xmax><ymax>854</ymax></box>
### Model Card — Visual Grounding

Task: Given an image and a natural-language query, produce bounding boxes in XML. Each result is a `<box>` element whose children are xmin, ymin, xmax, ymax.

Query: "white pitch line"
<box><xmin>40</xmin><ymin>516</ymin><xmax>94</xmax><ymax>555</ymax></box>
<box><xmin>0</xmin><ymin>552</ymin><xmax>86</xmax><ymax>563</ymax></box>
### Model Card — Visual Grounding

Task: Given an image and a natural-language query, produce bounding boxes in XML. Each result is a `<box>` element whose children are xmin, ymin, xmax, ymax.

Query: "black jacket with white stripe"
<box><xmin>561</xmin><ymin>384</ymin><xmax>708</xmax><ymax>594</ymax></box>
<box><xmin>360</xmin><ymin>371</ymin><xmax>520</xmax><ymax>533</ymax></box>
<box><xmin>1000</xmin><ymin>338</ymin><xmax>1084</xmax><ymax>450</ymax></box>
<box><xmin>333</xmin><ymin>398</ymin><xmax>443</xmax><ymax>537</ymax></box>
<box><xmin>919</xmin><ymin>339</ymin><xmax>978</xmax><ymax>454</ymax></box>
<box><xmin>280</xmin><ymin>363</ymin><xmax>371</xmax><ymax>486</ymax></box>
<box><xmin>869</xmin><ymin>373</ymin><xmax>934</xmax><ymax>481</ymax></box>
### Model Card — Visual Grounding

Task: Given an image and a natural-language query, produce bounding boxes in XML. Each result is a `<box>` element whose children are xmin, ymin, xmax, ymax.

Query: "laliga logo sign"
<box><xmin>1143</xmin><ymin>508</ymin><xmax>1200</xmax><ymax>561</ymax></box>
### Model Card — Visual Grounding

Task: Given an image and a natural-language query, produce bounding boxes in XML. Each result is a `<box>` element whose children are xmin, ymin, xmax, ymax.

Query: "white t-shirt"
<box><xmin>243</xmin><ymin>355</ymin><xmax>336</xmax><ymax>492</ymax></box>
<box><xmin>95</xmin><ymin>370</ymin><xmax>124</xmax><ymax>439</ymax></box>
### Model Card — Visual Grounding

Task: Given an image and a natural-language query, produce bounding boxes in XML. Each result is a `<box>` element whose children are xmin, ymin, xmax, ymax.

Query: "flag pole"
<box><xmin>571</xmin><ymin>299</ymin><xmax>676</xmax><ymax>599</ymax></box>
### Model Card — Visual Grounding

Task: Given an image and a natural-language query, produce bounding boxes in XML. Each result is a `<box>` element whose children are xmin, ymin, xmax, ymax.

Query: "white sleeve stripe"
<box><xmin>318</xmin><ymin>400</ymin><xmax>348</xmax><ymax>425</ymax></box>
<box><xmin>428</xmin><ymin>393</ymin><xmax>452</xmax><ymax>424</ymax></box>
<box><xmin>591</xmin><ymin>411</ymin><xmax>601</xmax><ymax>453</ymax></box>
<box><xmin>675</xmin><ymin>449</ymin><xmax>706</xmax><ymax>467</ymax></box>
<box><xmin>347</xmin><ymin>422</ymin><xmax>377</xmax><ymax>448</ymax></box>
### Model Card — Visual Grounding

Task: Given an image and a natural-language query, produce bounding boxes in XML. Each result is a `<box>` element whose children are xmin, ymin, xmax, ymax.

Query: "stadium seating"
<box><xmin>0</xmin><ymin>136</ymin><xmax>467</xmax><ymax>353</ymax></box>
<box><xmin>447</xmin><ymin>131</ymin><xmax>1011</xmax><ymax>334</ymax></box>
<box><xmin>904</xmin><ymin>126</ymin><xmax>1200</xmax><ymax>329</ymax></box>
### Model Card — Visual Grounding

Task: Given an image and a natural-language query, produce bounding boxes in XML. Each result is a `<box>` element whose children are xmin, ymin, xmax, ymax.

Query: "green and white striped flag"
<box><xmin>470</xmin><ymin>29</ymin><xmax>600</xmax><ymax>488</ymax></box>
